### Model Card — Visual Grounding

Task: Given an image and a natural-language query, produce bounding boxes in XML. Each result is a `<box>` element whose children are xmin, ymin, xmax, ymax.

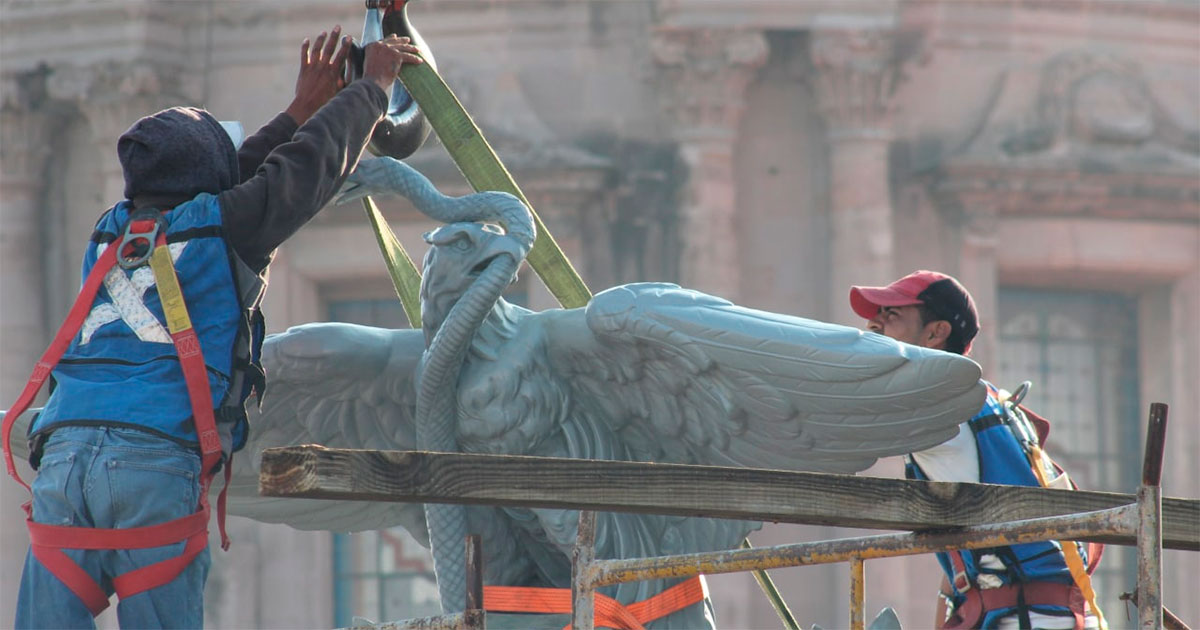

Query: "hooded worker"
<box><xmin>3</xmin><ymin>28</ymin><xmax>423</xmax><ymax>628</ymax></box>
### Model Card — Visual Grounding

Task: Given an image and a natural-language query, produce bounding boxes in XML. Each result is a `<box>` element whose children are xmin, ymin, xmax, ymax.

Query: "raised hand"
<box><xmin>285</xmin><ymin>25</ymin><xmax>353</xmax><ymax>125</ymax></box>
<box><xmin>362</xmin><ymin>34</ymin><xmax>424</xmax><ymax>96</ymax></box>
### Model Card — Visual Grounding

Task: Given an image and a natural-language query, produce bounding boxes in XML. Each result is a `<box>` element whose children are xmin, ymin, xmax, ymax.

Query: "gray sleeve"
<box><xmin>236</xmin><ymin>113</ymin><xmax>299</xmax><ymax>183</ymax></box>
<box><xmin>219</xmin><ymin>80</ymin><xmax>388</xmax><ymax>271</ymax></box>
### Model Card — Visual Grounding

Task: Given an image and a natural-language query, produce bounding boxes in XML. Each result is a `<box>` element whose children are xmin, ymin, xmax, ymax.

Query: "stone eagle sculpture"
<box><xmin>3</xmin><ymin>158</ymin><xmax>985</xmax><ymax>629</ymax></box>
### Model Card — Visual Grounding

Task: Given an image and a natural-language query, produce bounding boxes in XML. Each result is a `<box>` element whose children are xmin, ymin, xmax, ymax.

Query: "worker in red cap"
<box><xmin>850</xmin><ymin>271</ymin><xmax>1104</xmax><ymax>630</ymax></box>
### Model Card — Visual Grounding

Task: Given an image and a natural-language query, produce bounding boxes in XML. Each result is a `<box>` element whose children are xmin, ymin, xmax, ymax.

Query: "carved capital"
<box><xmin>651</xmin><ymin>28</ymin><xmax>768</xmax><ymax>140</ymax></box>
<box><xmin>0</xmin><ymin>66</ymin><xmax>56</xmax><ymax>190</ymax></box>
<box><xmin>810</xmin><ymin>29</ymin><xmax>898</xmax><ymax>140</ymax></box>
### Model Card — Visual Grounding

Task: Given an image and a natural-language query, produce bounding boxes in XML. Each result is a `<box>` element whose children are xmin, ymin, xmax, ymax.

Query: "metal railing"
<box><xmin>567</xmin><ymin>403</ymin><xmax>1173</xmax><ymax>630</ymax></box>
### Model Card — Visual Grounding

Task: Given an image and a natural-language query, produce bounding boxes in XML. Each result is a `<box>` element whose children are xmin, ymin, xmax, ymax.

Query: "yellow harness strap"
<box><xmin>1026</xmin><ymin>443</ymin><xmax>1108</xmax><ymax>630</ymax></box>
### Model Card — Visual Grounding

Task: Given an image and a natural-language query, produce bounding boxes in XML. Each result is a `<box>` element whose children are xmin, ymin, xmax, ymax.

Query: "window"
<box><xmin>995</xmin><ymin>288</ymin><xmax>1140</xmax><ymax>613</ymax></box>
<box><xmin>332</xmin><ymin>528</ymin><xmax>441</xmax><ymax>626</ymax></box>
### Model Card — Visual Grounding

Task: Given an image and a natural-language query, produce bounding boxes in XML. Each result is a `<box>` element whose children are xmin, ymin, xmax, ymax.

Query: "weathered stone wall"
<box><xmin>2</xmin><ymin>1</ymin><xmax>1196</xmax><ymax>627</ymax></box>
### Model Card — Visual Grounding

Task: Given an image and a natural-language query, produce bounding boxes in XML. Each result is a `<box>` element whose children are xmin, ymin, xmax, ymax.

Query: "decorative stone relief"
<box><xmin>1002</xmin><ymin>51</ymin><xmax>1200</xmax><ymax>157</ymax></box>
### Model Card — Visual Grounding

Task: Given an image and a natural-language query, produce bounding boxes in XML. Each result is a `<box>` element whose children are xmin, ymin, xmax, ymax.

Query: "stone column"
<box><xmin>652</xmin><ymin>28</ymin><xmax>767</xmax><ymax>301</ymax></box>
<box><xmin>0</xmin><ymin>105</ymin><xmax>51</xmax><ymax>401</ymax></box>
<box><xmin>958</xmin><ymin>204</ymin><xmax>998</xmax><ymax>371</ymax></box>
<box><xmin>0</xmin><ymin>99</ymin><xmax>52</xmax><ymax>626</ymax></box>
<box><xmin>810</xmin><ymin>29</ymin><xmax>898</xmax><ymax>325</ymax></box>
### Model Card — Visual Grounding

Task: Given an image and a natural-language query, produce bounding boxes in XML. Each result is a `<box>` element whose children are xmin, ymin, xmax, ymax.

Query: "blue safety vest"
<box><xmin>907</xmin><ymin>384</ymin><xmax>1088</xmax><ymax>626</ymax></box>
<box><xmin>30</xmin><ymin>194</ymin><xmax>264</xmax><ymax>454</ymax></box>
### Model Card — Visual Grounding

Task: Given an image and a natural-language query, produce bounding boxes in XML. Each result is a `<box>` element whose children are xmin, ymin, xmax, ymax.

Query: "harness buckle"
<box><xmin>118</xmin><ymin>209</ymin><xmax>167</xmax><ymax>270</ymax></box>
<box><xmin>953</xmin><ymin>570</ymin><xmax>972</xmax><ymax>593</ymax></box>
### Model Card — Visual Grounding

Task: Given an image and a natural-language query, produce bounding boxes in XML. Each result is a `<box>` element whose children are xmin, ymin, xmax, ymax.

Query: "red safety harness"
<box><xmin>1</xmin><ymin>214</ymin><xmax>232</xmax><ymax>616</ymax></box>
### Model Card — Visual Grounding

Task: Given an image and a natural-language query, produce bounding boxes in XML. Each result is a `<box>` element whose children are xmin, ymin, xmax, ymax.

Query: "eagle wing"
<box><xmin>229</xmin><ymin>322</ymin><xmax>428</xmax><ymax>537</ymax></box>
<box><xmin>545</xmin><ymin>283</ymin><xmax>985</xmax><ymax>474</ymax></box>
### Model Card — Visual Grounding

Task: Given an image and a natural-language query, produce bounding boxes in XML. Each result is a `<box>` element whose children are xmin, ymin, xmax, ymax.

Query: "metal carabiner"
<box><xmin>117</xmin><ymin>209</ymin><xmax>167</xmax><ymax>270</ymax></box>
<box><xmin>1008</xmin><ymin>380</ymin><xmax>1032</xmax><ymax>407</ymax></box>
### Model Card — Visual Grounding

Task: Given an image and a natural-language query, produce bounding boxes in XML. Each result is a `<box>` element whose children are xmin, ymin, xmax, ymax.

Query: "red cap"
<box><xmin>849</xmin><ymin>270</ymin><xmax>946</xmax><ymax>319</ymax></box>
<box><xmin>849</xmin><ymin>270</ymin><xmax>979</xmax><ymax>354</ymax></box>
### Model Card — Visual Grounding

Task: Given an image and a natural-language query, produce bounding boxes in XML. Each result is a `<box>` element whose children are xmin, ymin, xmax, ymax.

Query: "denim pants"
<box><xmin>16</xmin><ymin>426</ymin><xmax>210</xmax><ymax>629</ymax></box>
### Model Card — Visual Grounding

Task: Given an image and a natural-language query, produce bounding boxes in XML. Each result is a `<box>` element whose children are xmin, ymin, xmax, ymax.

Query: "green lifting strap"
<box><xmin>397</xmin><ymin>59</ymin><xmax>591</xmax><ymax>310</ymax></box>
<box><xmin>362</xmin><ymin>196</ymin><xmax>423</xmax><ymax>328</ymax></box>
<box><xmin>365</xmin><ymin>57</ymin><xmax>799</xmax><ymax>630</ymax></box>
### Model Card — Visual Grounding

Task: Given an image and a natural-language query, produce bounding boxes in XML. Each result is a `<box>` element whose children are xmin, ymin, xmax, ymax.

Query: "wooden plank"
<box><xmin>259</xmin><ymin>446</ymin><xmax>1199</xmax><ymax>551</ymax></box>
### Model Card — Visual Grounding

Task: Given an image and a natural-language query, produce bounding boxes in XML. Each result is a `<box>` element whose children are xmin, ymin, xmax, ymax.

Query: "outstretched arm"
<box><xmin>236</xmin><ymin>26</ymin><xmax>350</xmax><ymax>183</ymax></box>
<box><xmin>219</xmin><ymin>34</ymin><xmax>423</xmax><ymax>271</ymax></box>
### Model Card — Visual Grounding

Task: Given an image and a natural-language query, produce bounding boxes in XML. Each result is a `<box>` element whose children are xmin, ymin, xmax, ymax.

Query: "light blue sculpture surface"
<box><xmin>3</xmin><ymin>158</ymin><xmax>984</xmax><ymax>629</ymax></box>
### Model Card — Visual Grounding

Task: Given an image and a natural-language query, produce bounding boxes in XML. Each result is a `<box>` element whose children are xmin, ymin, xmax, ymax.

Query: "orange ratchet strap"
<box><xmin>483</xmin><ymin>575</ymin><xmax>705</xmax><ymax>630</ymax></box>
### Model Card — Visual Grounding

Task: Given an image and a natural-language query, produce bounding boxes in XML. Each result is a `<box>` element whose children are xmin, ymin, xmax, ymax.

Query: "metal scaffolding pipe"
<box><xmin>849</xmin><ymin>557</ymin><xmax>865</xmax><ymax>630</ymax></box>
<box><xmin>1139</xmin><ymin>403</ymin><xmax>1168</xmax><ymax>629</ymax></box>
<box><xmin>582</xmin><ymin>504</ymin><xmax>1137</xmax><ymax>588</ymax></box>
<box><xmin>572</xmin><ymin>510</ymin><xmax>598</xmax><ymax>630</ymax></box>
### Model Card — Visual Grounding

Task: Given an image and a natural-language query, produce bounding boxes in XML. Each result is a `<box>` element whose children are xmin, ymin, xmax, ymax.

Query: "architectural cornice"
<box><xmin>653</xmin><ymin>0</ymin><xmax>1196</xmax><ymax>30</ymax></box>
<box><xmin>933</xmin><ymin>162</ymin><xmax>1200</xmax><ymax>223</ymax></box>
<box><xmin>655</xmin><ymin>0</ymin><xmax>900</xmax><ymax>30</ymax></box>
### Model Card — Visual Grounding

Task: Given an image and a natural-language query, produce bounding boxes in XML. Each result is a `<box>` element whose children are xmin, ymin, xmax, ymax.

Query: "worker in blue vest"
<box><xmin>849</xmin><ymin>270</ymin><xmax>1103</xmax><ymax>630</ymax></box>
<box><xmin>8</xmin><ymin>27</ymin><xmax>422</xmax><ymax>629</ymax></box>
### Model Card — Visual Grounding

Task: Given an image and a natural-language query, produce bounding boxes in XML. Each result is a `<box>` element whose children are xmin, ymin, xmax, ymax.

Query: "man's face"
<box><xmin>866</xmin><ymin>304</ymin><xmax>937</xmax><ymax>348</ymax></box>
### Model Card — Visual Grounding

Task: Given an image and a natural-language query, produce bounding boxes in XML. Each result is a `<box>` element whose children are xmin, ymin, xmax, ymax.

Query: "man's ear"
<box><xmin>925</xmin><ymin>320</ymin><xmax>953</xmax><ymax>350</ymax></box>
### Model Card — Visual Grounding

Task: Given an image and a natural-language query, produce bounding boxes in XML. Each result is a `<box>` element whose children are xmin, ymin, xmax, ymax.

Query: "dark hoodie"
<box><xmin>117</xmin><ymin>106</ymin><xmax>239</xmax><ymax>202</ymax></box>
<box><xmin>109</xmin><ymin>80</ymin><xmax>388</xmax><ymax>271</ymax></box>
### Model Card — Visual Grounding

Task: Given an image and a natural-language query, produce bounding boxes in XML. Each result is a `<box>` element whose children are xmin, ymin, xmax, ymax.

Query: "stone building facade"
<box><xmin>1</xmin><ymin>1</ymin><xmax>1196</xmax><ymax>628</ymax></box>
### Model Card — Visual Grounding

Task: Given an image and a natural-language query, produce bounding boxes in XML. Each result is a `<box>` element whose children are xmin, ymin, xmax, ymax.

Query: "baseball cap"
<box><xmin>849</xmin><ymin>270</ymin><xmax>980</xmax><ymax>354</ymax></box>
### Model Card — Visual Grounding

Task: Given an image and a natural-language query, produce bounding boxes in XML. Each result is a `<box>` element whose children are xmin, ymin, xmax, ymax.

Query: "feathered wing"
<box><xmin>516</xmin><ymin>282</ymin><xmax>981</xmax><ymax>629</ymax></box>
<box><xmin>546</xmin><ymin>283</ymin><xmax>986</xmax><ymax>474</ymax></box>
<box><xmin>228</xmin><ymin>322</ymin><xmax>429</xmax><ymax>538</ymax></box>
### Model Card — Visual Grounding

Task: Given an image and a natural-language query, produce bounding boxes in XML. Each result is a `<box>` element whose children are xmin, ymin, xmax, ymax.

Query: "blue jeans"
<box><xmin>16</xmin><ymin>426</ymin><xmax>210</xmax><ymax>629</ymax></box>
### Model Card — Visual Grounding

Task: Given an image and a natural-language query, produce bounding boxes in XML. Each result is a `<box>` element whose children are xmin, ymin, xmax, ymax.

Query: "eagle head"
<box><xmin>419</xmin><ymin>221</ymin><xmax>525</xmax><ymax>342</ymax></box>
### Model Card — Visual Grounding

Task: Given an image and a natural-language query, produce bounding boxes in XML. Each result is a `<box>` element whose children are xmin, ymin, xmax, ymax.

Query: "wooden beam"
<box><xmin>259</xmin><ymin>446</ymin><xmax>1199</xmax><ymax>551</ymax></box>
